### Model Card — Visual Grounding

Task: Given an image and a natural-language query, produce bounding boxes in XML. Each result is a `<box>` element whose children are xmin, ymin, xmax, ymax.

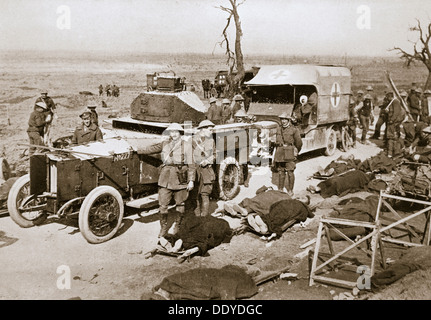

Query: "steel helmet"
<box><xmin>80</xmin><ymin>111</ymin><xmax>92</xmax><ymax>119</ymax></box>
<box><xmin>166</xmin><ymin>123</ymin><xmax>183</xmax><ymax>132</ymax></box>
<box><xmin>197</xmin><ymin>120</ymin><xmax>215</xmax><ymax>129</ymax></box>
<box><xmin>209</xmin><ymin>97</ymin><xmax>217</xmax><ymax>104</ymax></box>
<box><xmin>233</xmin><ymin>94</ymin><xmax>244</xmax><ymax>101</ymax></box>
<box><xmin>222</xmin><ymin>99</ymin><xmax>230</xmax><ymax>104</ymax></box>
<box><xmin>279</xmin><ymin>112</ymin><xmax>292</xmax><ymax>120</ymax></box>
<box><xmin>366</xmin><ymin>85</ymin><xmax>373</xmax><ymax>91</ymax></box>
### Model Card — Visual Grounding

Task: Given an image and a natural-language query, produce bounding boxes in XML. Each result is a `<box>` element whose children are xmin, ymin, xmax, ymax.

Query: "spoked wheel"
<box><xmin>340</xmin><ymin>126</ymin><xmax>354</xmax><ymax>152</ymax></box>
<box><xmin>7</xmin><ymin>174</ymin><xmax>47</xmax><ymax>227</ymax></box>
<box><xmin>324</xmin><ymin>128</ymin><xmax>337</xmax><ymax>156</ymax></box>
<box><xmin>218</xmin><ymin>157</ymin><xmax>240</xmax><ymax>200</ymax></box>
<box><xmin>79</xmin><ymin>186</ymin><xmax>124</xmax><ymax>244</ymax></box>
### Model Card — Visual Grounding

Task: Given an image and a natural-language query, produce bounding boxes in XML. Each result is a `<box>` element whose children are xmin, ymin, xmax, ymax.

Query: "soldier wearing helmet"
<box><xmin>139</xmin><ymin>123</ymin><xmax>195</xmax><ymax>239</ymax></box>
<box><xmin>206</xmin><ymin>97</ymin><xmax>222</xmax><ymax>125</ymax></box>
<box><xmin>186</xmin><ymin>120</ymin><xmax>216</xmax><ymax>216</ymax></box>
<box><xmin>407</xmin><ymin>87</ymin><xmax>422</xmax><ymax>121</ymax></box>
<box><xmin>220</xmin><ymin>98</ymin><xmax>232</xmax><ymax>124</ymax></box>
<box><xmin>386</xmin><ymin>91</ymin><xmax>406</xmax><ymax>157</ymax></box>
<box><xmin>233</xmin><ymin>109</ymin><xmax>249</xmax><ymax>123</ymax></box>
<box><xmin>71</xmin><ymin>110</ymin><xmax>103</xmax><ymax>145</ymax></box>
<box><xmin>273</xmin><ymin>112</ymin><xmax>302</xmax><ymax>196</ymax></box>
<box><xmin>231</xmin><ymin>94</ymin><xmax>245</xmax><ymax>116</ymax></box>
<box><xmin>87</xmin><ymin>103</ymin><xmax>99</xmax><ymax>126</ymax></box>
<box><xmin>27</xmin><ymin>101</ymin><xmax>51</xmax><ymax>156</ymax></box>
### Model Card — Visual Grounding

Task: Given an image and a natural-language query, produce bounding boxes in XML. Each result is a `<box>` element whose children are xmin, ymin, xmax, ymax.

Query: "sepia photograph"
<box><xmin>1</xmin><ymin>0</ymin><xmax>431</xmax><ymax>304</ymax></box>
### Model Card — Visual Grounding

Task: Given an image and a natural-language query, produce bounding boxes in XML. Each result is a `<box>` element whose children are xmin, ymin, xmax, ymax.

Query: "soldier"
<box><xmin>358</xmin><ymin>94</ymin><xmax>373</xmax><ymax>144</ymax></box>
<box><xmin>141</xmin><ymin>123</ymin><xmax>195</xmax><ymax>238</ymax></box>
<box><xmin>220</xmin><ymin>98</ymin><xmax>232</xmax><ymax>124</ymax></box>
<box><xmin>371</xmin><ymin>92</ymin><xmax>390</xmax><ymax>140</ymax></box>
<box><xmin>231</xmin><ymin>94</ymin><xmax>244</xmax><ymax>117</ymax></box>
<box><xmin>420</xmin><ymin>89</ymin><xmax>431</xmax><ymax>124</ymax></box>
<box><xmin>71</xmin><ymin>111</ymin><xmax>103</xmax><ymax>145</ymax></box>
<box><xmin>347</xmin><ymin>100</ymin><xmax>359</xmax><ymax>148</ymax></box>
<box><xmin>408</xmin><ymin>88</ymin><xmax>422</xmax><ymax>121</ymax></box>
<box><xmin>366</xmin><ymin>85</ymin><xmax>378</xmax><ymax>106</ymax></box>
<box><xmin>190</xmin><ymin>120</ymin><xmax>216</xmax><ymax>216</ymax></box>
<box><xmin>386</xmin><ymin>92</ymin><xmax>406</xmax><ymax>157</ymax></box>
<box><xmin>87</xmin><ymin>103</ymin><xmax>99</xmax><ymax>126</ymax></box>
<box><xmin>206</xmin><ymin>97</ymin><xmax>222</xmax><ymax>125</ymax></box>
<box><xmin>98</xmin><ymin>84</ymin><xmax>104</xmax><ymax>96</ymax></box>
<box><xmin>355</xmin><ymin>90</ymin><xmax>365</xmax><ymax>106</ymax></box>
<box><xmin>27</xmin><ymin>101</ymin><xmax>51</xmax><ymax>156</ymax></box>
<box><xmin>273</xmin><ymin>112</ymin><xmax>302</xmax><ymax>196</ymax></box>
<box><xmin>34</xmin><ymin>89</ymin><xmax>56</xmax><ymax>145</ymax></box>
<box><xmin>105</xmin><ymin>84</ymin><xmax>111</xmax><ymax>97</ymax></box>
<box><xmin>233</xmin><ymin>109</ymin><xmax>249</xmax><ymax>123</ymax></box>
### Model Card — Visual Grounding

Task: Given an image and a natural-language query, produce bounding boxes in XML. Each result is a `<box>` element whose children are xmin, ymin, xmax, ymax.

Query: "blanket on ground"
<box><xmin>239</xmin><ymin>189</ymin><xmax>291</xmax><ymax>215</ymax></box>
<box><xmin>317</xmin><ymin>170</ymin><xmax>371</xmax><ymax>198</ymax></box>
<box><xmin>152</xmin><ymin>265</ymin><xmax>258</xmax><ymax>300</ymax></box>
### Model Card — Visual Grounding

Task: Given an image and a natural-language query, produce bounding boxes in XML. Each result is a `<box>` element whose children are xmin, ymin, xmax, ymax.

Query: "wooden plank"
<box><xmin>380</xmin><ymin>193</ymin><xmax>431</xmax><ymax>206</ymax></box>
<box><xmin>312</xmin><ymin>275</ymin><xmax>357</xmax><ymax>289</ymax></box>
<box><xmin>324</xmin><ymin>225</ymin><xmax>335</xmax><ymax>255</ymax></box>
<box><xmin>382</xmin><ymin>200</ymin><xmax>420</xmax><ymax>239</ymax></box>
<box><xmin>381</xmin><ymin>237</ymin><xmax>424</xmax><ymax>247</ymax></box>
<box><xmin>320</xmin><ymin>217</ymin><xmax>377</xmax><ymax>229</ymax></box>
<box><xmin>326</xmin><ymin>222</ymin><xmax>373</xmax><ymax>257</ymax></box>
<box><xmin>309</xmin><ymin>221</ymin><xmax>324</xmax><ymax>286</ymax></box>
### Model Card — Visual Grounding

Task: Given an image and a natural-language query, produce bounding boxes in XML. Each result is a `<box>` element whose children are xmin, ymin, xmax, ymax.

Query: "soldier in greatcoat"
<box><xmin>273</xmin><ymin>113</ymin><xmax>302</xmax><ymax>196</ymax></box>
<box><xmin>139</xmin><ymin>123</ymin><xmax>195</xmax><ymax>238</ymax></box>
<box><xmin>188</xmin><ymin>120</ymin><xmax>216</xmax><ymax>216</ymax></box>
<box><xmin>386</xmin><ymin>92</ymin><xmax>406</xmax><ymax>157</ymax></box>
<box><xmin>206</xmin><ymin>97</ymin><xmax>222</xmax><ymax>125</ymax></box>
<box><xmin>71</xmin><ymin>111</ymin><xmax>103</xmax><ymax>145</ymax></box>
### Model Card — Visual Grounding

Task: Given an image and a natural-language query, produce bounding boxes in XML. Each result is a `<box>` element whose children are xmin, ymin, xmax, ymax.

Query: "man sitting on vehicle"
<box><xmin>71</xmin><ymin>111</ymin><xmax>103</xmax><ymax>145</ymax></box>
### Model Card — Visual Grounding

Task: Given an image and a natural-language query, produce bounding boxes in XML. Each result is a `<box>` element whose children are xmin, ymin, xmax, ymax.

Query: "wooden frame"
<box><xmin>309</xmin><ymin>192</ymin><xmax>431</xmax><ymax>289</ymax></box>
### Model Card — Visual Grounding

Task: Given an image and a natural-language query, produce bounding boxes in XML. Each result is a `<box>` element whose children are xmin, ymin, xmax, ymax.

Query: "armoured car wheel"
<box><xmin>218</xmin><ymin>157</ymin><xmax>240</xmax><ymax>200</ymax></box>
<box><xmin>0</xmin><ymin>158</ymin><xmax>11</xmax><ymax>181</ymax></box>
<box><xmin>324</xmin><ymin>128</ymin><xmax>337</xmax><ymax>156</ymax></box>
<box><xmin>7</xmin><ymin>174</ymin><xmax>47</xmax><ymax>227</ymax></box>
<box><xmin>79</xmin><ymin>186</ymin><xmax>124</xmax><ymax>244</ymax></box>
<box><xmin>340</xmin><ymin>126</ymin><xmax>353</xmax><ymax>152</ymax></box>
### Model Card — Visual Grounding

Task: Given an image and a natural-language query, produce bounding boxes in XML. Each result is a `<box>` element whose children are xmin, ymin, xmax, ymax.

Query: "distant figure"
<box><xmin>181</xmin><ymin>77</ymin><xmax>187</xmax><ymax>91</ymax></box>
<box><xmin>71</xmin><ymin>111</ymin><xmax>103</xmax><ymax>145</ymax></box>
<box><xmin>202</xmin><ymin>79</ymin><xmax>210</xmax><ymax>98</ymax></box>
<box><xmin>87</xmin><ymin>103</ymin><xmax>99</xmax><ymax>126</ymax></box>
<box><xmin>112</xmin><ymin>84</ymin><xmax>120</xmax><ymax>97</ymax></box>
<box><xmin>190</xmin><ymin>84</ymin><xmax>196</xmax><ymax>92</ymax></box>
<box><xmin>106</xmin><ymin>84</ymin><xmax>111</xmax><ymax>97</ymax></box>
<box><xmin>206</xmin><ymin>97</ymin><xmax>222</xmax><ymax>125</ymax></box>
<box><xmin>220</xmin><ymin>98</ymin><xmax>232</xmax><ymax>124</ymax></box>
<box><xmin>27</xmin><ymin>101</ymin><xmax>51</xmax><ymax>156</ymax></box>
<box><xmin>99</xmin><ymin>84</ymin><xmax>104</xmax><ymax>96</ymax></box>
<box><xmin>357</xmin><ymin>94</ymin><xmax>373</xmax><ymax>144</ymax></box>
<box><xmin>210</xmin><ymin>83</ymin><xmax>217</xmax><ymax>98</ymax></box>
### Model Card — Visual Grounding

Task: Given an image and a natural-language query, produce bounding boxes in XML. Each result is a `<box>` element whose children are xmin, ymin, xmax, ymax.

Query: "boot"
<box><xmin>277</xmin><ymin>171</ymin><xmax>286</xmax><ymax>191</ymax></box>
<box><xmin>194</xmin><ymin>199</ymin><xmax>201</xmax><ymax>217</ymax></box>
<box><xmin>200</xmin><ymin>195</ymin><xmax>210</xmax><ymax>217</ymax></box>
<box><xmin>172</xmin><ymin>205</ymin><xmax>185</xmax><ymax>235</ymax></box>
<box><xmin>158</xmin><ymin>214</ymin><xmax>169</xmax><ymax>238</ymax></box>
<box><xmin>285</xmin><ymin>171</ymin><xmax>295</xmax><ymax>196</ymax></box>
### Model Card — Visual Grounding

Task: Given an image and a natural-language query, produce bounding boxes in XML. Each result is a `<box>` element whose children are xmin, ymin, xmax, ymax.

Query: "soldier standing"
<box><xmin>99</xmin><ymin>84</ymin><xmax>104</xmax><ymax>96</ymax></box>
<box><xmin>231</xmin><ymin>94</ymin><xmax>244</xmax><ymax>116</ymax></box>
<box><xmin>220</xmin><ymin>98</ymin><xmax>232</xmax><ymax>124</ymax></box>
<box><xmin>87</xmin><ymin>103</ymin><xmax>99</xmax><ymax>126</ymax></box>
<box><xmin>408</xmin><ymin>88</ymin><xmax>422</xmax><ymax>121</ymax></box>
<box><xmin>273</xmin><ymin>113</ymin><xmax>302</xmax><ymax>196</ymax></box>
<box><xmin>372</xmin><ymin>92</ymin><xmax>390</xmax><ymax>140</ymax></box>
<box><xmin>140</xmin><ymin>123</ymin><xmax>195</xmax><ymax>238</ymax></box>
<box><xmin>190</xmin><ymin>120</ymin><xmax>216</xmax><ymax>216</ymax></box>
<box><xmin>386</xmin><ymin>92</ymin><xmax>406</xmax><ymax>157</ymax></box>
<box><xmin>27</xmin><ymin>101</ymin><xmax>51</xmax><ymax>156</ymax></box>
<box><xmin>347</xmin><ymin>100</ymin><xmax>359</xmax><ymax>148</ymax></box>
<box><xmin>106</xmin><ymin>84</ymin><xmax>111</xmax><ymax>97</ymax></box>
<box><xmin>358</xmin><ymin>94</ymin><xmax>373</xmax><ymax>144</ymax></box>
<box><xmin>34</xmin><ymin>89</ymin><xmax>56</xmax><ymax>145</ymax></box>
<box><xmin>206</xmin><ymin>97</ymin><xmax>222</xmax><ymax>125</ymax></box>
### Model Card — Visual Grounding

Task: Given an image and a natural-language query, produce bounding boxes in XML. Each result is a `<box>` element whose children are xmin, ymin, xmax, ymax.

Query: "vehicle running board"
<box><xmin>126</xmin><ymin>194</ymin><xmax>159</xmax><ymax>209</ymax></box>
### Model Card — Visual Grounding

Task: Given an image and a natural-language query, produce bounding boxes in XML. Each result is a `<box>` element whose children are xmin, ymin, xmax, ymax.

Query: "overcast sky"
<box><xmin>1</xmin><ymin>0</ymin><xmax>431</xmax><ymax>57</ymax></box>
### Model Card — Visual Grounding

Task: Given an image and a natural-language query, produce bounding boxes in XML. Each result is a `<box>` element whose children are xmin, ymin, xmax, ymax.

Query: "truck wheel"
<box><xmin>218</xmin><ymin>157</ymin><xmax>240</xmax><ymax>200</ymax></box>
<box><xmin>340</xmin><ymin>126</ymin><xmax>353</xmax><ymax>152</ymax></box>
<box><xmin>324</xmin><ymin>128</ymin><xmax>337</xmax><ymax>156</ymax></box>
<box><xmin>79</xmin><ymin>186</ymin><xmax>124</xmax><ymax>244</ymax></box>
<box><xmin>7</xmin><ymin>174</ymin><xmax>47</xmax><ymax>227</ymax></box>
<box><xmin>0</xmin><ymin>158</ymin><xmax>11</xmax><ymax>181</ymax></box>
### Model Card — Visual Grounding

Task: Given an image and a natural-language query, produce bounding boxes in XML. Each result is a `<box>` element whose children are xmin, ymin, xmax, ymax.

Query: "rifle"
<box><xmin>385</xmin><ymin>71</ymin><xmax>414</xmax><ymax>121</ymax></box>
<box><xmin>18</xmin><ymin>143</ymin><xmax>109</xmax><ymax>158</ymax></box>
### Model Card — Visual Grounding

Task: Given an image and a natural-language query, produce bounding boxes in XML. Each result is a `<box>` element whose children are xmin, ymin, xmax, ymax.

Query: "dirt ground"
<box><xmin>0</xmin><ymin>51</ymin><xmax>429</xmax><ymax>300</ymax></box>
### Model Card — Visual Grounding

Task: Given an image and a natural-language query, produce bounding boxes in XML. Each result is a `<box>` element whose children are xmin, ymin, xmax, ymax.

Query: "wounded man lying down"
<box><xmin>246</xmin><ymin>195</ymin><xmax>314</xmax><ymax>240</ymax></box>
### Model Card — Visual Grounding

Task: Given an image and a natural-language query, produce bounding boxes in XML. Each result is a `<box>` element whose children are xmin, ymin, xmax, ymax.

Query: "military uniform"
<box><xmin>206</xmin><ymin>101</ymin><xmax>222</xmax><ymax>125</ymax></box>
<box><xmin>71</xmin><ymin>123</ymin><xmax>103</xmax><ymax>145</ymax></box>
<box><xmin>221</xmin><ymin>104</ymin><xmax>232</xmax><ymax>124</ymax></box>
<box><xmin>273</xmin><ymin>117</ymin><xmax>302</xmax><ymax>195</ymax></box>
<box><xmin>27</xmin><ymin>109</ymin><xmax>48</xmax><ymax>156</ymax></box>
<box><xmin>347</xmin><ymin>103</ymin><xmax>358</xmax><ymax>147</ymax></box>
<box><xmin>141</xmin><ymin>129</ymin><xmax>195</xmax><ymax>237</ymax></box>
<box><xmin>387</xmin><ymin>97</ymin><xmax>406</xmax><ymax>157</ymax></box>
<box><xmin>358</xmin><ymin>96</ymin><xmax>373</xmax><ymax>143</ymax></box>
<box><xmin>408</xmin><ymin>92</ymin><xmax>421</xmax><ymax>122</ymax></box>
<box><xmin>372</xmin><ymin>96</ymin><xmax>390</xmax><ymax>140</ymax></box>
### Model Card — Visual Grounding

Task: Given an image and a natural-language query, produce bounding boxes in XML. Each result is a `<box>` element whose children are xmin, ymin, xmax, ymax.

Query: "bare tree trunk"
<box><xmin>425</xmin><ymin>70</ymin><xmax>431</xmax><ymax>91</ymax></box>
<box><xmin>230</xmin><ymin>1</ymin><xmax>245</xmax><ymax>96</ymax></box>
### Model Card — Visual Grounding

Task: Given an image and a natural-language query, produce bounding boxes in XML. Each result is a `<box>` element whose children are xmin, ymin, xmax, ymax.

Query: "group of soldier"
<box><xmin>27</xmin><ymin>89</ymin><xmax>103</xmax><ymax>156</ymax></box>
<box><xmin>99</xmin><ymin>84</ymin><xmax>120</xmax><ymax>97</ymax></box>
<box><xmin>205</xmin><ymin>94</ymin><xmax>250</xmax><ymax>125</ymax></box>
<box><xmin>348</xmin><ymin>83</ymin><xmax>431</xmax><ymax>158</ymax></box>
<box><xmin>201</xmin><ymin>79</ymin><xmax>226</xmax><ymax>99</ymax></box>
